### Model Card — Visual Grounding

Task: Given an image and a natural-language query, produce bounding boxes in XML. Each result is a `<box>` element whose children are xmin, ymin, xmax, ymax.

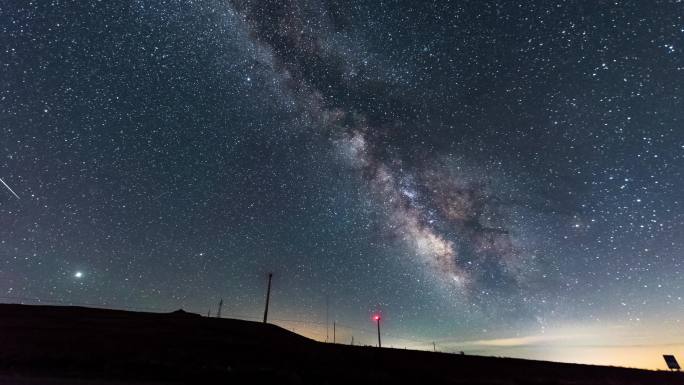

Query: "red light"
<box><xmin>373</xmin><ymin>315</ymin><xmax>381</xmax><ymax>321</ymax></box>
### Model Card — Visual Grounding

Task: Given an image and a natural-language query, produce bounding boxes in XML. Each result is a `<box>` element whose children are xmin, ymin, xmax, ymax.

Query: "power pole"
<box><xmin>433</xmin><ymin>341</ymin><xmax>436</xmax><ymax>352</ymax></box>
<box><xmin>216</xmin><ymin>298</ymin><xmax>223</xmax><ymax>318</ymax></box>
<box><xmin>325</xmin><ymin>295</ymin><xmax>329</xmax><ymax>342</ymax></box>
<box><xmin>263</xmin><ymin>273</ymin><xmax>272</xmax><ymax>323</ymax></box>
<box><xmin>333</xmin><ymin>322</ymin><xmax>336</xmax><ymax>344</ymax></box>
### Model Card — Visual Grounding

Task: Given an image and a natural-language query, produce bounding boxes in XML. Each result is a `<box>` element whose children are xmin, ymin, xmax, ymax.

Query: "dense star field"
<box><xmin>1</xmin><ymin>0</ymin><xmax>682</xmax><ymax>369</ymax></box>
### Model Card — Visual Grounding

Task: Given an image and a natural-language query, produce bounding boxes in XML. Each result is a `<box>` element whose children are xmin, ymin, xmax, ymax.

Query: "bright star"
<box><xmin>74</xmin><ymin>271</ymin><xmax>83</xmax><ymax>278</ymax></box>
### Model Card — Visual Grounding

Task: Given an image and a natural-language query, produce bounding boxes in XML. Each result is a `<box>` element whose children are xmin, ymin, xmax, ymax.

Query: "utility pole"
<box><xmin>216</xmin><ymin>298</ymin><xmax>223</xmax><ymax>318</ymax></box>
<box><xmin>263</xmin><ymin>273</ymin><xmax>272</xmax><ymax>323</ymax></box>
<box><xmin>333</xmin><ymin>322</ymin><xmax>336</xmax><ymax>344</ymax></box>
<box><xmin>325</xmin><ymin>295</ymin><xmax>329</xmax><ymax>342</ymax></box>
<box><xmin>433</xmin><ymin>341</ymin><xmax>436</xmax><ymax>352</ymax></box>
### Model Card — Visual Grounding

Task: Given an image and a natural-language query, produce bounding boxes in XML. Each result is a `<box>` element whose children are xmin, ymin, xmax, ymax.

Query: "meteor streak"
<box><xmin>0</xmin><ymin>178</ymin><xmax>20</xmax><ymax>199</ymax></box>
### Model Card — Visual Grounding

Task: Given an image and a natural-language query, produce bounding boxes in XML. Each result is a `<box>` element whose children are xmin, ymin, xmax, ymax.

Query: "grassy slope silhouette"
<box><xmin>0</xmin><ymin>304</ymin><xmax>681</xmax><ymax>385</ymax></box>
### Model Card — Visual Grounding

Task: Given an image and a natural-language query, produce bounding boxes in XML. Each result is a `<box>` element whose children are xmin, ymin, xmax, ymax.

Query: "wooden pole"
<box><xmin>263</xmin><ymin>273</ymin><xmax>272</xmax><ymax>323</ymax></box>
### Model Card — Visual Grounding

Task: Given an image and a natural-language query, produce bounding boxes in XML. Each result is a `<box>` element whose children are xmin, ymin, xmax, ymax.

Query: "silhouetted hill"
<box><xmin>0</xmin><ymin>304</ymin><xmax>681</xmax><ymax>384</ymax></box>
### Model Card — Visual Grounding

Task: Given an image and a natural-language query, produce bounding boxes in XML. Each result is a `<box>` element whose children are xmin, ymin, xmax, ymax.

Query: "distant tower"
<box><xmin>216</xmin><ymin>298</ymin><xmax>223</xmax><ymax>318</ymax></box>
<box><xmin>373</xmin><ymin>314</ymin><xmax>382</xmax><ymax>348</ymax></box>
<box><xmin>263</xmin><ymin>273</ymin><xmax>273</xmax><ymax>323</ymax></box>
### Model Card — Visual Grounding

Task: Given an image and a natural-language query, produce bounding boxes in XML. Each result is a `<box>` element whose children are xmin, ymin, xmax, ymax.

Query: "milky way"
<box><xmin>230</xmin><ymin>0</ymin><xmax>538</xmax><ymax>297</ymax></box>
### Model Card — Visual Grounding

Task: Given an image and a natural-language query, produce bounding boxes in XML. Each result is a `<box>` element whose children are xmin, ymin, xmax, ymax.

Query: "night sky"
<box><xmin>1</xmin><ymin>0</ymin><xmax>683</xmax><ymax>369</ymax></box>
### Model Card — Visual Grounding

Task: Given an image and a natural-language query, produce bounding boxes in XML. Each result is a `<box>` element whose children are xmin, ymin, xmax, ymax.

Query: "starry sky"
<box><xmin>1</xmin><ymin>0</ymin><xmax>683</xmax><ymax>370</ymax></box>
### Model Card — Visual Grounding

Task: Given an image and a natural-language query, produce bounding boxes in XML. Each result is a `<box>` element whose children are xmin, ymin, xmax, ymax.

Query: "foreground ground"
<box><xmin>0</xmin><ymin>304</ymin><xmax>681</xmax><ymax>384</ymax></box>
